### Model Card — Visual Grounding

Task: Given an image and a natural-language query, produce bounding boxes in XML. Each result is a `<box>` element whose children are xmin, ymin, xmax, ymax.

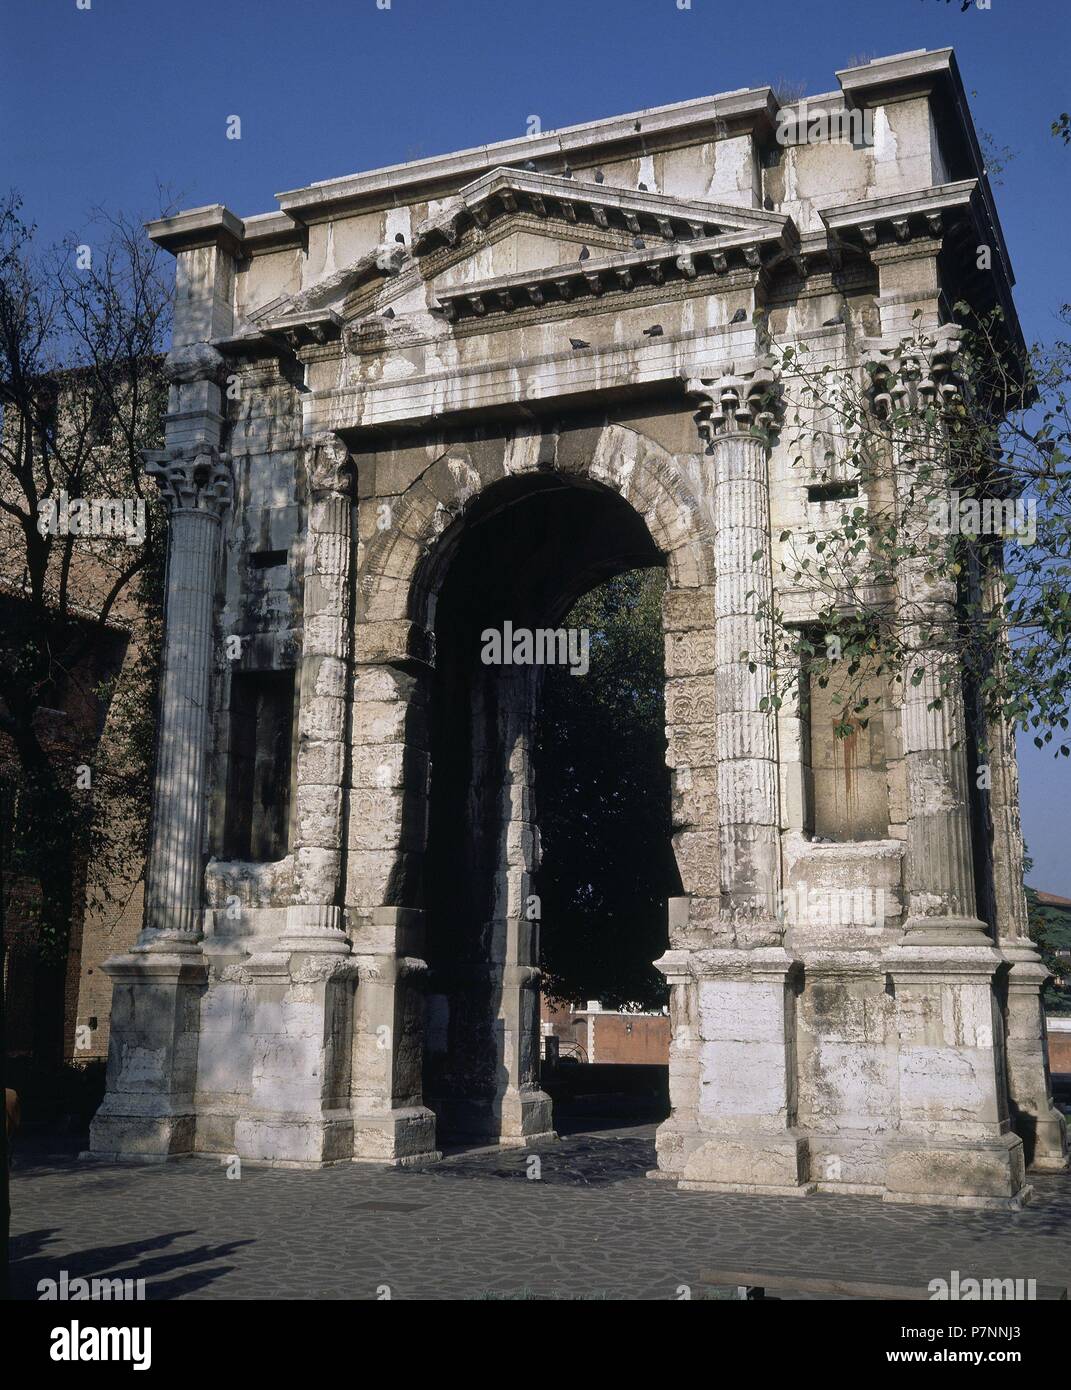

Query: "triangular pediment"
<box><xmin>429</xmin><ymin>215</ymin><xmax>636</xmax><ymax>292</ymax></box>
<box><xmin>399</xmin><ymin>168</ymin><xmax>797</xmax><ymax>326</ymax></box>
<box><xmin>413</xmin><ymin>166</ymin><xmax>790</xmax><ymax>254</ymax></box>
<box><xmin>225</xmin><ymin>166</ymin><xmax>797</xmax><ymax>349</ymax></box>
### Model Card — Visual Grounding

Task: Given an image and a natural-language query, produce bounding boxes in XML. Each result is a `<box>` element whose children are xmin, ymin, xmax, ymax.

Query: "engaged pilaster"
<box><xmin>283</xmin><ymin>432</ymin><xmax>355</xmax><ymax>954</ymax></box>
<box><xmin>687</xmin><ymin>359</ymin><xmax>783</xmax><ymax>939</ymax></box>
<box><xmin>869</xmin><ymin>331</ymin><xmax>987</xmax><ymax>943</ymax></box>
<box><xmin>870</xmin><ymin>330</ymin><xmax>1029</xmax><ymax>1206</ymax></box>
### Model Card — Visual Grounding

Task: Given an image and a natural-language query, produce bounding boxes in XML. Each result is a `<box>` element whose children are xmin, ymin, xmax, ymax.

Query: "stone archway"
<box><xmin>419</xmin><ymin>473</ymin><xmax>670</xmax><ymax>1146</ymax></box>
<box><xmin>345</xmin><ymin>419</ymin><xmax>716</xmax><ymax>1164</ymax></box>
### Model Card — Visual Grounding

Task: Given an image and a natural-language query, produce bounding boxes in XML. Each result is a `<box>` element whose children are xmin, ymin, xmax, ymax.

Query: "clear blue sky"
<box><xmin>5</xmin><ymin>0</ymin><xmax>1069</xmax><ymax>890</ymax></box>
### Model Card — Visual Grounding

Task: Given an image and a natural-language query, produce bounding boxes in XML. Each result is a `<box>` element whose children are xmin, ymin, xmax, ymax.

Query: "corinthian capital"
<box><xmin>867</xmin><ymin>326</ymin><xmax>964</xmax><ymax>421</ymax></box>
<box><xmin>684</xmin><ymin>357</ymin><xmax>782</xmax><ymax>448</ymax></box>
<box><xmin>305</xmin><ymin>432</ymin><xmax>354</xmax><ymax>498</ymax></box>
<box><xmin>144</xmin><ymin>445</ymin><xmax>232</xmax><ymax>516</ymax></box>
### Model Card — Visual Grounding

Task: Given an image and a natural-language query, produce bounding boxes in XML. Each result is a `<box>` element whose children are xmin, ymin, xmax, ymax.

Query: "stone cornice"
<box><xmin>146</xmin><ymin>204</ymin><xmax>244</xmax><ymax>257</ymax></box>
<box><xmin>836</xmin><ymin>48</ymin><xmax>957</xmax><ymax>107</ymax></box>
<box><xmin>222</xmin><ymin>261</ymin><xmax>870</xmax><ymax>370</ymax></box>
<box><xmin>268</xmin><ymin>308</ymin><xmax>344</xmax><ymax>350</ymax></box>
<box><xmin>341</xmin><ymin>266</ymin><xmax>761</xmax><ymax>357</ymax></box>
<box><xmin>335</xmin><ymin>209</ymin><xmax>633</xmax><ymax>323</ymax></box>
<box><xmin>274</xmin><ymin>87</ymin><xmax>781</xmax><ymax>225</ymax></box>
<box><xmin>819</xmin><ymin>179</ymin><xmax>978</xmax><ymax>255</ymax></box>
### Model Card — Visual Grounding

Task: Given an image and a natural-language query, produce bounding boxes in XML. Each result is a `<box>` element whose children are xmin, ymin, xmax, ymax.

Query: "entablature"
<box><xmin>427</xmin><ymin>225</ymin><xmax>791</xmax><ymax>327</ymax></box>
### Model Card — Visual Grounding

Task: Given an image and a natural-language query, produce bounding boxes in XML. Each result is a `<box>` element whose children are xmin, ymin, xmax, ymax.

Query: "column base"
<box><xmin>232</xmin><ymin>1110</ymin><xmax>355</xmax><ymax>1167</ymax></box>
<box><xmin>88</xmin><ymin>1105</ymin><xmax>197</xmax><ymax>1162</ymax></box>
<box><xmin>677</xmin><ymin>1132</ymin><xmax>816</xmax><ymax>1196</ymax></box>
<box><xmin>652</xmin><ymin>1117</ymin><xmax>701</xmax><ymax>1178</ymax></box>
<box><xmin>1001</xmin><ymin>946</ymin><xmax>1071</xmax><ymax>1171</ymax></box>
<box><xmin>497</xmin><ymin>1087</ymin><xmax>557</xmax><ymax>1146</ymax></box>
<box><xmin>883</xmin><ymin>1133</ymin><xmax>1030</xmax><ymax>1210</ymax></box>
<box><xmin>279</xmin><ymin>904</ymin><xmax>351</xmax><ymax>955</ymax></box>
<box><xmin>353</xmin><ymin>1105</ymin><xmax>442</xmax><ymax>1166</ymax></box>
<box><xmin>88</xmin><ymin>948</ymin><xmax>207</xmax><ymax>1161</ymax></box>
<box><xmin>430</xmin><ymin>1090</ymin><xmax>557</xmax><ymax>1148</ymax></box>
<box><xmin>132</xmin><ymin>930</ymin><xmax>206</xmax><ymax>953</ymax></box>
<box><xmin>235</xmin><ymin>949</ymin><xmax>358</xmax><ymax>1165</ymax></box>
<box><xmin>900</xmin><ymin>914</ymin><xmax>994</xmax><ymax>946</ymax></box>
<box><xmin>1024</xmin><ymin>1123</ymin><xmax>1070</xmax><ymax>1172</ymax></box>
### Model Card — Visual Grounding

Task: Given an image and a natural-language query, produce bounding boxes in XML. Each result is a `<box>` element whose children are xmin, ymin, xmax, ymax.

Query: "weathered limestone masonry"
<box><xmin>92</xmin><ymin>47</ymin><xmax>1067</xmax><ymax>1202</ymax></box>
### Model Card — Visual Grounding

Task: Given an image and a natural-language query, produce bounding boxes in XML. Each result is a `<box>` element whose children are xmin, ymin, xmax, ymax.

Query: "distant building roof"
<box><xmin>1035</xmin><ymin>891</ymin><xmax>1071</xmax><ymax>908</ymax></box>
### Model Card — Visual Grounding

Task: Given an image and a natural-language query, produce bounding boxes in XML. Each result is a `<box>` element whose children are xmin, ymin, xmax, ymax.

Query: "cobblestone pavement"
<box><xmin>10</xmin><ymin>1121</ymin><xmax>1071</xmax><ymax>1300</ymax></box>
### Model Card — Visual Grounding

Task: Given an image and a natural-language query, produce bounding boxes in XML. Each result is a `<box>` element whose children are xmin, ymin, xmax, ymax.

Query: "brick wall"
<box><xmin>1047</xmin><ymin>1022</ymin><xmax>1071</xmax><ymax>1076</ymax></box>
<box><xmin>592</xmin><ymin>1013</ymin><xmax>670</xmax><ymax>1065</ymax></box>
<box><xmin>541</xmin><ymin>996</ymin><xmax>670</xmax><ymax>1065</ymax></box>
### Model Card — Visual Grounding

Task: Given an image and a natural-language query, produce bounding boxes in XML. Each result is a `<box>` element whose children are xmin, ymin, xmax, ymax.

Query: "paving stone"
<box><xmin>10</xmin><ymin>1123</ymin><xmax>1071</xmax><ymax>1301</ymax></box>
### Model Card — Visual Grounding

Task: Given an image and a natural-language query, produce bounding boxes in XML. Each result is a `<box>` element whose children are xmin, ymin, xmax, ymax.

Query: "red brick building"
<box><xmin>541</xmin><ymin>995</ymin><xmax>670</xmax><ymax>1066</ymax></box>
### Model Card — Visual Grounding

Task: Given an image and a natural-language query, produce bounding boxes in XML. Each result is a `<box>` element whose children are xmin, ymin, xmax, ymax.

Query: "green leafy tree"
<box><xmin>535</xmin><ymin>568</ymin><xmax>675</xmax><ymax>1011</ymax></box>
<box><xmin>758</xmin><ymin>306</ymin><xmax>1071</xmax><ymax>761</ymax></box>
<box><xmin>1026</xmin><ymin>885</ymin><xmax>1071</xmax><ymax>1015</ymax></box>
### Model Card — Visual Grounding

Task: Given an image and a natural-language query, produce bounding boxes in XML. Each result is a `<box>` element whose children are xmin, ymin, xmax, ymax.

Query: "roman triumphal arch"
<box><xmin>91</xmin><ymin>49</ymin><xmax>1067</xmax><ymax>1206</ymax></box>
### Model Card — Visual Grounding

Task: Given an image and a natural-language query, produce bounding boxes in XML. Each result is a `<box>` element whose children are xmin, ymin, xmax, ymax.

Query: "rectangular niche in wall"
<box><xmin>225</xmin><ymin>669</ymin><xmax>295</xmax><ymax>862</ymax></box>
<box><xmin>806</xmin><ymin>653</ymin><xmax>889</xmax><ymax>842</ymax></box>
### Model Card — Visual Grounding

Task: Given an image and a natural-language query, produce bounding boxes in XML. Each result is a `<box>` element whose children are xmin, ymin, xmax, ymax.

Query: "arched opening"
<box><xmin>419</xmin><ymin>473</ymin><xmax>677</xmax><ymax>1147</ymax></box>
<box><xmin>535</xmin><ymin>567</ymin><xmax>676</xmax><ymax>1124</ymax></box>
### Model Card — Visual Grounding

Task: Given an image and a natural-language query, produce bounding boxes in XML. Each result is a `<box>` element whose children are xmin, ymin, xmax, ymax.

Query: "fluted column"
<box><xmin>871</xmin><ymin>331</ymin><xmax>987</xmax><ymax>942</ymax></box>
<box><xmin>90</xmin><ymin>328</ymin><xmax>233</xmax><ymax>1157</ymax></box>
<box><xmin>283</xmin><ymin>432</ymin><xmax>354</xmax><ymax>953</ymax></box>
<box><xmin>140</xmin><ymin>446</ymin><xmax>232</xmax><ymax>947</ymax></box>
<box><xmin>974</xmin><ymin>547</ymin><xmax>1030</xmax><ymax>943</ymax></box>
<box><xmin>688</xmin><ymin>360</ymin><xmax>783</xmax><ymax>937</ymax></box>
<box><xmin>672</xmin><ymin>360</ymin><xmax>811</xmax><ymax>1196</ymax></box>
<box><xmin>871</xmin><ymin>329</ymin><xmax>1027</xmax><ymax>1207</ymax></box>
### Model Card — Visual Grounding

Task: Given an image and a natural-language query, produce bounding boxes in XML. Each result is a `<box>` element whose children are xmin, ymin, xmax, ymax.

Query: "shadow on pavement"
<box><xmin>10</xmin><ymin>1225</ymin><xmax>253</xmax><ymax>1301</ymax></box>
